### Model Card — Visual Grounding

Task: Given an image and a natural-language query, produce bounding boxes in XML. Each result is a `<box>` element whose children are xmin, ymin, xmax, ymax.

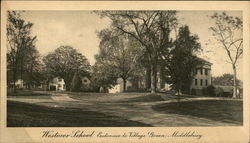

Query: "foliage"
<box><xmin>70</xmin><ymin>72</ymin><xmax>82</xmax><ymax>92</ymax></box>
<box><xmin>202</xmin><ymin>85</ymin><xmax>216</xmax><ymax>96</ymax></box>
<box><xmin>95</xmin><ymin>29</ymin><xmax>144</xmax><ymax>91</ymax></box>
<box><xmin>43</xmin><ymin>46</ymin><xmax>90</xmax><ymax>90</ymax></box>
<box><xmin>214</xmin><ymin>87</ymin><xmax>224</xmax><ymax>97</ymax></box>
<box><xmin>96</xmin><ymin>11</ymin><xmax>178</xmax><ymax>93</ymax></box>
<box><xmin>209</xmin><ymin>12</ymin><xmax>243</xmax><ymax>98</ymax></box>
<box><xmin>23</xmin><ymin>47</ymin><xmax>45</xmax><ymax>88</ymax></box>
<box><xmin>91</xmin><ymin>60</ymin><xmax>118</xmax><ymax>91</ymax></box>
<box><xmin>212</xmin><ymin>73</ymin><xmax>241</xmax><ymax>86</ymax></box>
<box><xmin>165</xmin><ymin>25</ymin><xmax>202</xmax><ymax>94</ymax></box>
<box><xmin>7</xmin><ymin>11</ymin><xmax>41</xmax><ymax>90</ymax></box>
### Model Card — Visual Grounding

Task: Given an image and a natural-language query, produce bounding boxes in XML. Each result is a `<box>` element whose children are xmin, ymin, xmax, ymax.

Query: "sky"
<box><xmin>20</xmin><ymin>11</ymin><xmax>243</xmax><ymax>80</ymax></box>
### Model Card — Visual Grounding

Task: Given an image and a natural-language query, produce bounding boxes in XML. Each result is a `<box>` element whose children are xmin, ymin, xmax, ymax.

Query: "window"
<box><xmin>195</xmin><ymin>79</ymin><xmax>198</xmax><ymax>85</ymax></box>
<box><xmin>200</xmin><ymin>79</ymin><xmax>203</xmax><ymax>86</ymax></box>
<box><xmin>58</xmin><ymin>78</ymin><xmax>62</xmax><ymax>82</ymax></box>
<box><xmin>205</xmin><ymin>80</ymin><xmax>208</xmax><ymax>86</ymax></box>
<box><xmin>205</xmin><ymin>69</ymin><xmax>208</xmax><ymax>75</ymax></box>
<box><xmin>200</xmin><ymin>68</ymin><xmax>203</xmax><ymax>75</ymax></box>
<box><xmin>58</xmin><ymin>84</ymin><xmax>62</xmax><ymax>88</ymax></box>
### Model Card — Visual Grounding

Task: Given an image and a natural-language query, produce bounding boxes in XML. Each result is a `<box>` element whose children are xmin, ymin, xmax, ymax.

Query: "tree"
<box><xmin>43</xmin><ymin>46</ymin><xmax>90</xmax><ymax>91</ymax></box>
<box><xmin>70</xmin><ymin>72</ymin><xmax>82</xmax><ymax>92</ymax></box>
<box><xmin>212</xmin><ymin>73</ymin><xmax>241</xmax><ymax>86</ymax></box>
<box><xmin>23</xmin><ymin>46</ymin><xmax>44</xmax><ymax>89</ymax></box>
<box><xmin>164</xmin><ymin>25</ymin><xmax>202</xmax><ymax>94</ymax></box>
<box><xmin>91</xmin><ymin>61</ymin><xmax>117</xmax><ymax>92</ymax></box>
<box><xmin>209</xmin><ymin>12</ymin><xmax>243</xmax><ymax>98</ymax></box>
<box><xmin>7</xmin><ymin>11</ymin><xmax>37</xmax><ymax>91</ymax></box>
<box><xmin>96</xmin><ymin>29</ymin><xmax>143</xmax><ymax>92</ymax></box>
<box><xmin>96</xmin><ymin>11</ymin><xmax>177</xmax><ymax>93</ymax></box>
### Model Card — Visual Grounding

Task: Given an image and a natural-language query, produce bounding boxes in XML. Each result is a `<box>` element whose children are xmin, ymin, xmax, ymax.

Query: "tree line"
<box><xmin>94</xmin><ymin>11</ymin><xmax>203</xmax><ymax>94</ymax></box>
<box><xmin>7</xmin><ymin>11</ymin><xmax>90</xmax><ymax>92</ymax></box>
<box><xmin>7</xmin><ymin>11</ymin><xmax>242</xmax><ymax>98</ymax></box>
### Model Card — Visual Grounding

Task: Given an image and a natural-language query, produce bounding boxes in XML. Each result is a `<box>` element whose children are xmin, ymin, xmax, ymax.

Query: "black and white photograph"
<box><xmin>1</xmin><ymin>1</ymin><xmax>249</xmax><ymax>143</ymax></box>
<box><xmin>6</xmin><ymin>10</ymin><xmax>244</xmax><ymax>127</ymax></box>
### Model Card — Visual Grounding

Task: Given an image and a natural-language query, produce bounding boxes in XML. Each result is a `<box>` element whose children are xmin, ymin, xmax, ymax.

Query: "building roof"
<box><xmin>197</xmin><ymin>57</ymin><xmax>212</xmax><ymax>66</ymax></box>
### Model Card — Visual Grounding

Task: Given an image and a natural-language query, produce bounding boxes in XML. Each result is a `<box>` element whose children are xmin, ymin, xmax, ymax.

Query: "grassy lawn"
<box><xmin>114</xmin><ymin>94</ymin><xmax>165</xmax><ymax>102</ymax></box>
<box><xmin>8</xmin><ymin>90</ymin><xmax>50</xmax><ymax>96</ymax></box>
<box><xmin>7</xmin><ymin>101</ymin><xmax>151</xmax><ymax>127</ymax></box>
<box><xmin>152</xmin><ymin>100</ymin><xmax>243</xmax><ymax>125</ymax></box>
<box><xmin>7</xmin><ymin>91</ymin><xmax>243</xmax><ymax>127</ymax></box>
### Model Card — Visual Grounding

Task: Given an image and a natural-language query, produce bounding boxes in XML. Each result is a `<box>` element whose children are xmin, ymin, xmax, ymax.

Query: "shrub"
<box><xmin>206</xmin><ymin>85</ymin><xmax>216</xmax><ymax>96</ymax></box>
<box><xmin>221</xmin><ymin>92</ymin><xmax>233</xmax><ymax>97</ymax></box>
<box><xmin>215</xmin><ymin>87</ymin><xmax>224</xmax><ymax>97</ymax></box>
<box><xmin>191</xmin><ymin>88</ymin><xmax>196</xmax><ymax>95</ymax></box>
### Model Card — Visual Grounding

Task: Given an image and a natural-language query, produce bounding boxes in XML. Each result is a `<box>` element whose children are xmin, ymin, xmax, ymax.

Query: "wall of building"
<box><xmin>49</xmin><ymin>77</ymin><xmax>66</xmax><ymax>91</ymax></box>
<box><xmin>191</xmin><ymin>64</ymin><xmax>212</xmax><ymax>90</ymax></box>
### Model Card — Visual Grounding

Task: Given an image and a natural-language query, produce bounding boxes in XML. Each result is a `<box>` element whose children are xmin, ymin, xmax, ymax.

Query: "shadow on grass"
<box><xmin>115</xmin><ymin>94</ymin><xmax>165</xmax><ymax>103</ymax></box>
<box><xmin>112</xmin><ymin>94</ymin><xmax>198</xmax><ymax>103</ymax></box>
<box><xmin>8</xmin><ymin>90</ymin><xmax>50</xmax><ymax>96</ymax></box>
<box><xmin>152</xmin><ymin>100</ymin><xmax>243</xmax><ymax>125</ymax></box>
<box><xmin>7</xmin><ymin>101</ymin><xmax>151</xmax><ymax>127</ymax></box>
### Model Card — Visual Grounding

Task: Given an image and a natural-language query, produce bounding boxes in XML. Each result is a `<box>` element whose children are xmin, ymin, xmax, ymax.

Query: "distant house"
<box><xmin>109</xmin><ymin>78</ymin><xmax>133</xmax><ymax>93</ymax></box>
<box><xmin>80</xmin><ymin>76</ymin><xmax>92</xmax><ymax>91</ymax></box>
<box><xmin>48</xmin><ymin>77</ymin><xmax>66</xmax><ymax>91</ymax></box>
<box><xmin>47</xmin><ymin>75</ymin><xmax>91</xmax><ymax>91</ymax></box>
<box><xmin>9</xmin><ymin>79</ymin><xmax>42</xmax><ymax>89</ymax></box>
<box><xmin>154</xmin><ymin>58</ymin><xmax>213</xmax><ymax>95</ymax></box>
<box><xmin>109</xmin><ymin>84</ymin><xmax>121</xmax><ymax>93</ymax></box>
<box><xmin>191</xmin><ymin>58</ymin><xmax>213</xmax><ymax>95</ymax></box>
<box><xmin>14</xmin><ymin>79</ymin><xmax>24</xmax><ymax>89</ymax></box>
<box><xmin>110</xmin><ymin>57</ymin><xmax>212</xmax><ymax>94</ymax></box>
<box><xmin>81</xmin><ymin>76</ymin><xmax>91</xmax><ymax>86</ymax></box>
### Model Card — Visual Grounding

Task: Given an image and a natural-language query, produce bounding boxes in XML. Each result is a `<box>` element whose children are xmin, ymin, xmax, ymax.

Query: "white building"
<box><xmin>191</xmin><ymin>59</ymin><xmax>212</xmax><ymax>94</ymax></box>
<box><xmin>48</xmin><ymin>77</ymin><xmax>66</xmax><ymax>91</ymax></box>
<box><xmin>109</xmin><ymin>78</ymin><xmax>133</xmax><ymax>93</ymax></box>
<box><xmin>15</xmin><ymin>79</ymin><xmax>24</xmax><ymax>88</ymax></box>
<box><xmin>157</xmin><ymin>58</ymin><xmax>212</xmax><ymax>94</ymax></box>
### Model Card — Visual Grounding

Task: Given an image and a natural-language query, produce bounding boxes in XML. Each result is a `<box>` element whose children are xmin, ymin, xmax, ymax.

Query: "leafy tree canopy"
<box><xmin>165</xmin><ymin>25</ymin><xmax>202</xmax><ymax>94</ymax></box>
<box><xmin>43</xmin><ymin>46</ymin><xmax>90</xmax><ymax>90</ymax></box>
<box><xmin>212</xmin><ymin>73</ymin><xmax>241</xmax><ymax>87</ymax></box>
<box><xmin>96</xmin><ymin>11</ymin><xmax>178</xmax><ymax>93</ymax></box>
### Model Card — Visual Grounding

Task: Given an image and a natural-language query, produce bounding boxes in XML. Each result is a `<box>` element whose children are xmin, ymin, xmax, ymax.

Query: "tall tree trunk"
<box><xmin>64</xmin><ymin>79</ymin><xmax>71</xmax><ymax>91</ymax></box>
<box><xmin>123</xmin><ymin>78</ymin><xmax>127</xmax><ymax>92</ymax></box>
<box><xmin>20</xmin><ymin>58</ymin><xmax>23</xmax><ymax>89</ymax></box>
<box><xmin>12</xmin><ymin>60</ymin><xmax>18</xmax><ymax>92</ymax></box>
<box><xmin>46</xmin><ymin>79</ymin><xmax>50</xmax><ymax>91</ymax></box>
<box><xmin>177</xmin><ymin>79</ymin><xmax>182</xmax><ymax>95</ymax></box>
<box><xmin>13</xmin><ymin>66</ymin><xmax>17</xmax><ymax>93</ymax></box>
<box><xmin>151</xmin><ymin>65</ymin><xmax>157</xmax><ymax>93</ymax></box>
<box><xmin>28</xmin><ymin>66</ymin><xmax>33</xmax><ymax>90</ymax></box>
<box><xmin>160</xmin><ymin>65</ymin><xmax>165</xmax><ymax>89</ymax></box>
<box><xmin>146</xmin><ymin>67</ymin><xmax>151</xmax><ymax>90</ymax></box>
<box><xmin>232</xmin><ymin>65</ymin><xmax>237</xmax><ymax>98</ymax></box>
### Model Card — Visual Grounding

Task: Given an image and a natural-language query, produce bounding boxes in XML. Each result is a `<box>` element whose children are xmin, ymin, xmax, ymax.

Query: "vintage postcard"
<box><xmin>1</xmin><ymin>1</ymin><xmax>249</xmax><ymax>143</ymax></box>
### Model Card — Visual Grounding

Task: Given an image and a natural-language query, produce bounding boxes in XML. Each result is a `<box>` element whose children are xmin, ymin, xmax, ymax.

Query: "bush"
<box><xmin>191</xmin><ymin>88</ymin><xmax>196</xmax><ymax>95</ymax></box>
<box><xmin>206</xmin><ymin>85</ymin><xmax>216</xmax><ymax>96</ymax></box>
<box><xmin>215</xmin><ymin>87</ymin><xmax>224</xmax><ymax>97</ymax></box>
<box><xmin>221</xmin><ymin>92</ymin><xmax>233</xmax><ymax>97</ymax></box>
<box><xmin>200</xmin><ymin>85</ymin><xmax>217</xmax><ymax>96</ymax></box>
